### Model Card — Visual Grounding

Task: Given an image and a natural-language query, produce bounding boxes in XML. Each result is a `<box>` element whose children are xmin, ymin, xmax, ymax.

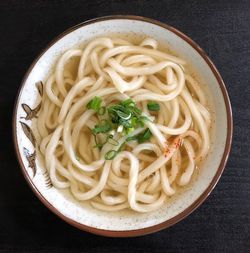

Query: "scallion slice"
<box><xmin>137</xmin><ymin>128</ymin><xmax>152</xmax><ymax>143</ymax></box>
<box><xmin>121</xmin><ymin>98</ymin><xmax>135</xmax><ymax>107</ymax></box>
<box><xmin>92</xmin><ymin>120</ymin><xmax>111</xmax><ymax>134</ymax></box>
<box><xmin>107</xmin><ymin>136</ymin><xmax>119</xmax><ymax>146</ymax></box>
<box><xmin>105</xmin><ymin>150</ymin><xmax>117</xmax><ymax>160</ymax></box>
<box><xmin>147</xmin><ymin>102</ymin><xmax>160</xmax><ymax>111</ymax></box>
<box><xmin>116</xmin><ymin>110</ymin><xmax>131</xmax><ymax>120</ymax></box>
<box><xmin>126</xmin><ymin>135</ymin><xmax>138</xmax><ymax>142</ymax></box>
<box><xmin>126</xmin><ymin>127</ymin><xmax>134</xmax><ymax>134</ymax></box>
<box><xmin>98</xmin><ymin>106</ymin><xmax>106</xmax><ymax>115</ymax></box>
<box><xmin>87</xmin><ymin>97</ymin><xmax>102</xmax><ymax>111</ymax></box>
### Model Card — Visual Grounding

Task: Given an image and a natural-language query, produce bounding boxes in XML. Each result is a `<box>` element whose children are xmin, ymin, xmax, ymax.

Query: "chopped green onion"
<box><xmin>137</xmin><ymin>128</ymin><xmax>152</xmax><ymax>143</ymax></box>
<box><xmin>130</xmin><ymin>117</ymin><xmax>137</xmax><ymax>127</ymax></box>
<box><xmin>94</xmin><ymin>143</ymin><xmax>104</xmax><ymax>149</ymax></box>
<box><xmin>147</xmin><ymin>102</ymin><xmax>160</xmax><ymax>111</ymax></box>
<box><xmin>92</xmin><ymin>133</ymin><xmax>103</xmax><ymax>150</ymax></box>
<box><xmin>87</xmin><ymin>97</ymin><xmax>102</xmax><ymax>111</ymax></box>
<box><xmin>126</xmin><ymin>135</ymin><xmax>138</xmax><ymax>142</ymax></box>
<box><xmin>92</xmin><ymin>120</ymin><xmax>111</xmax><ymax>134</ymax></box>
<box><xmin>121</xmin><ymin>98</ymin><xmax>135</xmax><ymax>107</ymax></box>
<box><xmin>137</xmin><ymin>115</ymin><xmax>151</xmax><ymax>127</ymax></box>
<box><xmin>108</xmin><ymin>104</ymin><xmax>124</xmax><ymax>113</ymax></box>
<box><xmin>108</xmin><ymin>139</ymin><xmax>119</xmax><ymax>146</ymax></box>
<box><xmin>105</xmin><ymin>150</ymin><xmax>117</xmax><ymax>160</ymax></box>
<box><xmin>100</xmin><ymin>119</ymin><xmax>110</xmax><ymax>125</ymax></box>
<box><xmin>116</xmin><ymin>110</ymin><xmax>131</xmax><ymax>120</ymax></box>
<box><xmin>117</xmin><ymin>125</ymin><xmax>124</xmax><ymax>133</ymax></box>
<box><xmin>93</xmin><ymin>133</ymin><xmax>113</xmax><ymax>150</ymax></box>
<box><xmin>126</xmin><ymin>127</ymin><xmax>134</xmax><ymax>134</ymax></box>
<box><xmin>93</xmin><ymin>133</ymin><xmax>98</xmax><ymax>145</ymax></box>
<box><xmin>130</xmin><ymin>106</ymin><xmax>141</xmax><ymax>116</ymax></box>
<box><xmin>110</xmin><ymin>113</ymin><xmax>119</xmax><ymax>124</ymax></box>
<box><xmin>119</xmin><ymin>118</ymin><xmax>132</xmax><ymax>128</ymax></box>
<box><xmin>137</xmin><ymin>117</ymin><xmax>145</xmax><ymax>127</ymax></box>
<box><xmin>107</xmin><ymin>135</ymin><xmax>119</xmax><ymax>146</ymax></box>
<box><xmin>98</xmin><ymin>106</ymin><xmax>106</xmax><ymax>115</ymax></box>
<box><xmin>90</xmin><ymin>98</ymin><xmax>157</xmax><ymax>153</ymax></box>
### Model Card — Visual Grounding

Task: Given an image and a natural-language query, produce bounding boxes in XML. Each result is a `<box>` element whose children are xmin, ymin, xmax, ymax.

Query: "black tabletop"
<box><xmin>0</xmin><ymin>0</ymin><xmax>249</xmax><ymax>252</ymax></box>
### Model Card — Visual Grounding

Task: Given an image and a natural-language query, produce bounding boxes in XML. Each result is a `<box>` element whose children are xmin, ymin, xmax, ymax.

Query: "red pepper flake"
<box><xmin>164</xmin><ymin>147</ymin><xmax>170</xmax><ymax>157</ymax></box>
<box><xmin>164</xmin><ymin>137</ymin><xmax>182</xmax><ymax>158</ymax></box>
<box><xmin>174</xmin><ymin>138</ymin><xmax>182</xmax><ymax>149</ymax></box>
<box><xmin>164</xmin><ymin>139</ymin><xmax>169</xmax><ymax>157</ymax></box>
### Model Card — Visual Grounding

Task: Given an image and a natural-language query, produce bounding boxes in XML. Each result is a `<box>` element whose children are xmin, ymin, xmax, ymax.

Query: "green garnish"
<box><xmin>98</xmin><ymin>106</ymin><xmax>106</xmax><ymax>115</ymax></box>
<box><xmin>130</xmin><ymin>117</ymin><xmax>137</xmax><ymax>126</ymax></box>
<box><xmin>93</xmin><ymin>133</ymin><xmax>111</xmax><ymax>150</ymax></box>
<box><xmin>108</xmin><ymin>105</ymin><xmax>131</xmax><ymax>121</ymax></box>
<box><xmin>107</xmin><ymin>135</ymin><xmax>119</xmax><ymax>146</ymax></box>
<box><xmin>121</xmin><ymin>98</ymin><xmax>136</xmax><ymax>107</ymax></box>
<box><xmin>87</xmin><ymin>97</ymin><xmax>102</xmax><ymax>111</ymax></box>
<box><xmin>89</xmin><ymin>98</ymin><xmax>155</xmax><ymax>159</ymax></box>
<box><xmin>92</xmin><ymin>120</ymin><xmax>111</xmax><ymax>134</ymax></box>
<box><xmin>105</xmin><ymin>150</ymin><xmax>117</xmax><ymax>160</ymax></box>
<box><xmin>147</xmin><ymin>102</ymin><xmax>160</xmax><ymax>111</ymax></box>
<box><xmin>137</xmin><ymin>128</ymin><xmax>152</xmax><ymax>143</ymax></box>
<box><xmin>130</xmin><ymin>106</ymin><xmax>142</xmax><ymax>116</ymax></box>
<box><xmin>126</xmin><ymin>135</ymin><xmax>138</xmax><ymax>142</ymax></box>
<box><xmin>104</xmin><ymin>128</ymin><xmax>152</xmax><ymax>160</ymax></box>
<box><xmin>137</xmin><ymin>116</ymin><xmax>150</xmax><ymax>127</ymax></box>
<box><xmin>107</xmin><ymin>101</ymin><xmax>147</xmax><ymax>132</ymax></box>
<box><xmin>93</xmin><ymin>133</ymin><xmax>99</xmax><ymax>145</ymax></box>
<box><xmin>126</xmin><ymin>127</ymin><xmax>134</xmax><ymax>134</ymax></box>
<box><xmin>116</xmin><ymin>110</ymin><xmax>131</xmax><ymax>120</ymax></box>
<box><xmin>92</xmin><ymin>133</ymin><xmax>104</xmax><ymax>150</ymax></box>
<box><xmin>126</xmin><ymin>128</ymin><xmax>152</xmax><ymax>144</ymax></box>
<box><xmin>94</xmin><ymin>143</ymin><xmax>104</xmax><ymax>149</ymax></box>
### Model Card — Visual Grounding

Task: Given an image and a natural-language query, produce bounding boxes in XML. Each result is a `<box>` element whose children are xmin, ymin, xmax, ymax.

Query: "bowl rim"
<box><xmin>12</xmin><ymin>15</ymin><xmax>233</xmax><ymax>237</ymax></box>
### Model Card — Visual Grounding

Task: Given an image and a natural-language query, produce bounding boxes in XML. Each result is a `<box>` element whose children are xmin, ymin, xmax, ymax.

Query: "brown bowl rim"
<box><xmin>12</xmin><ymin>15</ymin><xmax>233</xmax><ymax>237</ymax></box>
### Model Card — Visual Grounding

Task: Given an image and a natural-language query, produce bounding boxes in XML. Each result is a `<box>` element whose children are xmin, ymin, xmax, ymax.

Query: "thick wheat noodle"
<box><xmin>37</xmin><ymin>36</ymin><xmax>211</xmax><ymax>213</ymax></box>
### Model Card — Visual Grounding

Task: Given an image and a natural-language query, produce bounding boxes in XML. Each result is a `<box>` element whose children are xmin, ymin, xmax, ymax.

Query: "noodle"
<box><xmin>37</xmin><ymin>36</ymin><xmax>211</xmax><ymax>213</ymax></box>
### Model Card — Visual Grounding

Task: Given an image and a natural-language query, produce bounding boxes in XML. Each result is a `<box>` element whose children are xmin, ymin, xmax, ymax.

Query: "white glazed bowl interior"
<box><xmin>14</xmin><ymin>17</ymin><xmax>231</xmax><ymax>234</ymax></box>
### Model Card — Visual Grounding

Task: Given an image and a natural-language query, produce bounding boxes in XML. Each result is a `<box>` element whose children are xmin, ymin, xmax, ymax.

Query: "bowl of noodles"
<box><xmin>13</xmin><ymin>16</ymin><xmax>233</xmax><ymax>236</ymax></box>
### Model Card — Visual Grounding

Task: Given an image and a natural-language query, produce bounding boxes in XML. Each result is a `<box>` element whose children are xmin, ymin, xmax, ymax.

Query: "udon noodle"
<box><xmin>37</xmin><ymin>36</ymin><xmax>211</xmax><ymax>212</ymax></box>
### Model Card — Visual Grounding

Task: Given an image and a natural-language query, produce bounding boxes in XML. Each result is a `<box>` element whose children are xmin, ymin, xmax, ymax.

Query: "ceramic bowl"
<box><xmin>13</xmin><ymin>16</ymin><xmax>233</xmax><ymax>237</ymax></box>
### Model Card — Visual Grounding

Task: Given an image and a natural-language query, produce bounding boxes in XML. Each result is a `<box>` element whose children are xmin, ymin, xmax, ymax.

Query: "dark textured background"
<box><xmin>0</xmin><ymin>0</ymin><xmax>249</xmax><ymax>252</ymax></box>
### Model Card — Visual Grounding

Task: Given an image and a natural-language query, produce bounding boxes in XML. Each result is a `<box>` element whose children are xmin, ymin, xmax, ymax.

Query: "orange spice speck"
<box><xmin>164</xmin><ymin>137</ymin><xmax>182</xmax><ymax>158</ymax></box>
